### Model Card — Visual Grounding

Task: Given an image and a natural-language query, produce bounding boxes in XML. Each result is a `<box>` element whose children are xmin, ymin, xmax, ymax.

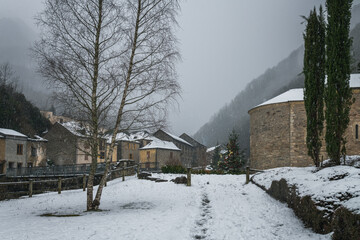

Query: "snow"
<box><xmin>61</xmin><ymin>121</ymin><xmax>89</xmax><ymax>137</ymax></box>
<box><xmin>0</xmin><ymin>174</ymin><xmax>329</xmax><ymax>240</ymax></box>
<box><xmin>255</xmin><ymin>89</ymin><xmax>304</xmax><ymax>108</ymax></box>
<box><xmin>253</xmin><ymin>73</ymin><xmax>360</xmax><ymax>109</ymax></box>
<box><xmin>162</xmin><ymin>130</ymin><xmax>193</xmax><ymax>147</ymax></box>
<box><xmin>0</xmin><ymin>128</ymin><xmax>27</xmax><ymax>138</ymax></box>
<box><xmin>206</xmin><ymin>145</ymin><xmax>220</xmax><ymax>153</ymax></box>
<box><xmin>28</xmin><ymin>135</ymin><xmax>48</xmax><ymax>142</ymax></box>
<box><xmin>252</xmin><ymin>165</ymin><xmax>360</xmax><ymax>215</ymax></box>
<box><xmin>140</xmin><ymin>139</ymin><xmax>180</xmax><ymax>151</ymax></box>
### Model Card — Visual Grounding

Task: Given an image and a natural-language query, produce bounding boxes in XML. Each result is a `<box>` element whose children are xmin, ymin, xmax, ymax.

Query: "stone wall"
<box><xmin>249</xmin><ymin>103</ymin><xmax>291</xmax><ymax>169</ymax></box>
<box><xmin>156</xmin><ymin>149</ymin><xmax>181</xmax><ymax>168</ymax></box>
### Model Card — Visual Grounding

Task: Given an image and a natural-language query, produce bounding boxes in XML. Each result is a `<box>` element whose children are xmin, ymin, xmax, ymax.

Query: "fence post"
<box><xmin>83</xmin><ymin>174</ymin><xmax>86</xmax><ymax>191</ymax></box>
<box><xmin>246</xmin><ymin>166</ymin><xmax>250</xmax><ymax>184</ymax></box>
<box><xmin>122</xmin><ymin>168</ymin><xmax>125</xmax><ymax>181</ymax></box>
<box><xmin>187</xmin><ymin>168</ymin><xmax>191</xmax><ymax>187</ymax></box>
<box><xmin>58</xmin><ymin>177</ymin><xmax>62</xmax><ymax>194</ymax></box>
<box><xmin>29</xmin><ymin>180</ymin><xmax>33</xmax><ymax>198</ymax></box>
<box><xmin>137</xmin><ymin>165</ymin><xmax>140</xmax><ymax>179</ymax></box>
<box><xmin>105</xmin><ymin>176</ymin><xmax>107</xmax><ymax>187</ymax></box>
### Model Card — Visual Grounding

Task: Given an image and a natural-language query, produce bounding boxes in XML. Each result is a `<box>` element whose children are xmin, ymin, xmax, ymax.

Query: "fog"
<box><xmin>1</xmin><ymin>0</ymin><xmax>359</xmax><ymax>135</ymax></box>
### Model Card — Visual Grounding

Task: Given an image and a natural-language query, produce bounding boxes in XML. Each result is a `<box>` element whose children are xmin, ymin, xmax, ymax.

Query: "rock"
<box><xmin>138</xmin><ymin>172</ymin><xmax>152</xmax><ymax>179</ymax></box>
<box><xmin>173</xmin><ymin>176</ymin><xmax>187</xmax><ymax>184</ymax></box>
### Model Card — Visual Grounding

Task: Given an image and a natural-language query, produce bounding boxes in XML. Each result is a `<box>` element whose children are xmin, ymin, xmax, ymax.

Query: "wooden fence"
<box><xmin>245</xmin><ymin>166</ymin><xmax>264</xmax><ymax>184</ymax></box>
<box><xmin>0</xmin><ymin>165</ymin><xmax>138</xmax><ymax>201</ymax></box>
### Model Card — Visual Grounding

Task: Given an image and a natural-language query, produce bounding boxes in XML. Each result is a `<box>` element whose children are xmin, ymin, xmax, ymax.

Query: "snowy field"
<box><xmin>0</xmin><ymin>174</ymin><xmax>330</xmax><ymax>240</ymax></box>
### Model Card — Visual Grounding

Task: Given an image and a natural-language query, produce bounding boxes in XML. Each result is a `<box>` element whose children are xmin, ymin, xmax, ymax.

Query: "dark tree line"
<box><xmin>0</xmin><ymin>63</ymin><xmax>51</xmax><ymax>136</ymax></box>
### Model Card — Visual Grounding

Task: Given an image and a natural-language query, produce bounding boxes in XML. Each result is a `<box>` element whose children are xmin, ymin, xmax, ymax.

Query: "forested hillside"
<box><xmin>194</xmin><ymin>9</ymin><xmax>360</xmax><ymax>154</ymax></box>
<box><xmin>0</xmin><ymin>83</ymin><xmax>51</xmax><ymax>137</ymax></box>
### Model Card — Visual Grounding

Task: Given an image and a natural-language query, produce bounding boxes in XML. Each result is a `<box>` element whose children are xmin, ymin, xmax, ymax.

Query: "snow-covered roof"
<box><xmin>140</xmin><ymin>139</ymin><xmax>180</xmax><ymax>151</ymax></box>
<box><xmin>28</xmin><ymin>135</ymin><xmax>48</xmax><ymax>142</ymax></box>
<box><xmin>207</xmin><ymin>145</ymin><xmax>220</xmax><ymax>153</ymax></box>
<box><xmin>162</xmin><ymin>130</ymin><xmax>192</xmax><ymax>147</ymax></box>
<box><xmin>0</xmin><ymin>128</ymin><xmax>28</xmax><ymax>138</ymax></box>
<box><xmin>255</xmin><ymin>89</ymin><xmax>304</xmax><ymax>109</ymax></box>
<box><xmin>61</xmin><ymin>121</ymin><xmax>89</xmax><ymax>137</ymax></box>
<box><xmin>253</xmin><ymin>74</ymin><xmax>360</xmax><ymax>110</ymax></box>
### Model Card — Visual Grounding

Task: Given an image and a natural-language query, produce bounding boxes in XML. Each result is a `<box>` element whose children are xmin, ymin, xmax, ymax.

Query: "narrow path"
<box><xmin>192</xmin><ymin>189</ymin><xmax>212</xmax><ymax>239</ymax></box>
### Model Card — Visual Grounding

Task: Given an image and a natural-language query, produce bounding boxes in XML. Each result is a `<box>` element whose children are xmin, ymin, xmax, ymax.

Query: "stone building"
<box><xmin>139</xmin><ymin>139</ymin><xmax>181</xmax><ymax>170</ymax></box>
<box><xmin>40</xmin><ymin>111</ymin><xmax>73</xmax><ymax>125</ymax></box>
<box><xmin>248</xmin><ymin>74</ymin><xmax>360</xmax><ymax>170</ymax></box>
<box><xmin>112</xmin><ymin>132</ymin><xmax>140</xmax><ymax>163</ymax></box>
<box><xmin>0</xmin><ymin>128</ymin><xmax>28</xmax><ymax>173</ymax></box>
<box><xmin>44</xmin><ymin>122</ymin><xmax>114</xmax><ymax>165</ymax></box>
<box><xmin>153</xmin><ymin>130</ymin><xmax>194</xmax><ymax>167</ymax></box>
<box><xmin>179</xmin><ymin>133</ymin><xmax>207</xmax><ymax>167</ymax></box>
<box><xmin>27</xmin><ymin>135</ymin><xmax>48</xmax><ymax>167</ymax></box>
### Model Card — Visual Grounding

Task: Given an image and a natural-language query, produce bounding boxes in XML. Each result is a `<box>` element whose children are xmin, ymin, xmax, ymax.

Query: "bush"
<box><xmin>161</xmin><ymin>165</ymin><xmax>186</xmax><ymax>174</ymax></box>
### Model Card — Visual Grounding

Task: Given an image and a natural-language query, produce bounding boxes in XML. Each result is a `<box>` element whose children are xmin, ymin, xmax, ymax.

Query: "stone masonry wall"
<box><xmin>249</xmin><ymin>103</ymin><xmax>290</xmax><ymax>169</ymax></box>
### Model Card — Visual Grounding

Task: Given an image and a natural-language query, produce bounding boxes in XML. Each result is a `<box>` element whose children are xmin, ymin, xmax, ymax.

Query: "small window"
<box><xmin>17</xmin><ymin>144</ymin><xmax>23</xmax><ymax>155</ymax></box>
<box><xmin>129</xmin><ymin>153</ymin><xmax>133</xmax><ymax>159</ymax></box>
<box><xmin>17</xmin><ymin>163</ymin><xmax>22</xmax><ymax>169</ymax></box>
<box><xmin>356</xmin><ymin>124</ymin><xmax>359</xmax><ymax>140</ymax></box>
<box><xmin>100</xmin><ymin>152</ymin><xmax>105</xmax><ymax>159</ymax></box>
<box><xmin>59</xmin><ymin>118</ymin><xmax>63</xmax><ymax>123</ymax></box>
<box><xmin>170</xmin><ymin>152</ymin><xmax>173</xmax><ymax>159</ymax></box>
<box><xmin>31</xmin><ymin>147</ymin><xmax>37</xmax><ymax>157</ymax></box>
<box><xmin>85</xmin><ymin>154</ymin><xmax>88</xmax><ymax>160</ymax></box>
<box><xmin>147</xmin><ymin>151</ymin><xmax>150</xmax><ymax>160</ymax></box>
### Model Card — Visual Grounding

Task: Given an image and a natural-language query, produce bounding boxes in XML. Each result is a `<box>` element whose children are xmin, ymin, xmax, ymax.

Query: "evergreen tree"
<box><xmin>325</xmin><ymin>0</ymin><xmax>353</xmax><ymax>165</ymax></box>
<box><xmin>218</xmin><ymin>130</ymin><xmax>246</xmax><ymax>173</ymax></box>
<box><xmin>303</xmin><ymin>6</ymin><xmax>326</xmax><ymax>167</ymax></box>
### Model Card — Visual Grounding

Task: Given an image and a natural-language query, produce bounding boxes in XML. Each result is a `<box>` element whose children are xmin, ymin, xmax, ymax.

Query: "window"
<box><xmin>147</xmin><ymin>151</ymin><xmax>150</xmax><ymax>160</ymax></box>
<box><xmin>17</xmin><ymin>144</ymin><xmax>23</xmax><ymax>155</ymax></box>
<box><xmin>17</xmin><ymin>163</ymin><xmax>22</xmax><ymax>169</ymax></box>
<box><xmin>27</xmin><ymin>163</ymin><xmax>33</xmax><ymax>168</ymax></box>
<box><xmin>170</xmin><ymin>152</ymin><xmax>173</xmax><ymax>159</ymax></box>
<box><xmin>85</xmin><ymin>154</ymin><xmax>88</xmax><ymax>160</ymax></box>
<box><xmin>100</xmin><ymin>152</ymin><xmax>105</xmax><ymax>159</ymax></box>
<box><xmin>59</xmin><ymin>118</ymin><xmax>63</xmax><ymax>123</ymax></box>
<box><xmin>129</xmin><ymin>153</ymin><xmax>133</xmax><ymax>159</ymax></box>
<box><xmin>31</xmin><ymin>147</ymin><xmax>37</xmax><ymax>157</ymax></box>
<box><xmin>356</xmin><ymin>124</ymin><xmax>359</xmax><ymax>140</ymax></box>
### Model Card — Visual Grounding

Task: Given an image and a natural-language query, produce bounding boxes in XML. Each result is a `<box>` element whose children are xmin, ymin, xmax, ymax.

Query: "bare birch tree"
<box><xmin>33</xmin><ymin>0</ymin><xmax>180</xmax><ymax>211</ymax></box>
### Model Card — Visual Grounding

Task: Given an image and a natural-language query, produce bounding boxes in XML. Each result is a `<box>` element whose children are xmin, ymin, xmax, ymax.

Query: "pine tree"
<box><xmin>303</xmin><ymin>6</ymin><xmax>325</xmax><ymax>167</ymax></box>
<box><xmin>218</xmin><ymin>130</ymin><xmax>245</xmax><ymax>173</ymax></box>
<box><xmin>325</xmin><ymin>0</ymin><xmax>353</xmax><ymax>165</ymax></box>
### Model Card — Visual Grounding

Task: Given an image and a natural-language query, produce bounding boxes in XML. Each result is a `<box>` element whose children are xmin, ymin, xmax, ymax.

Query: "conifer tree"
<box><xmin>325</xmin><ymin>0</ymin><xmax>353</xmax><ymax>165</ymax></box>
<box><xmin>218</xmin><ymin>130</ymin><xmax>245</xmax><ymax>173</ymax></box>
<box><xmin>303</xmin><ymin>6</ymin><xmax>325</xmax><ymax>167</ymax></box>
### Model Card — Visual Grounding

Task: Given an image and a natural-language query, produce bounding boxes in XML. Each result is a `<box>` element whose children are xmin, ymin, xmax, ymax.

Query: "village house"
<box><xmin>40</xmin><ymin>111</ymin><xmax>73</xmax><ymax>125</ymax></box>
<box><xmin>111</xmin><ymin>132</ymin><xmax>140</xmax><ymax>163</ymax></box>
<box><xmin>139</xmin><ymin>139</ymin><xmax>181</xmax><ymax>170</ymax></box>
<box><xmin>27</xmin><ymin>135</ymin><xmax>48</xmax><ymax>167</ymax></box>
<box><xmin>153</xmin><ymin>130</ymin><xmax>194</xmax><ymax>167</ymax></box>
<box><xmin>0</xmin><ymin>128</ymin><xmax>28</xmax><ymax>174</ymax></box>
<box><xmin>248</xmin><ymin>74</ymin><xmax>360</xmax><ymax>170</ymax></box>
<box><xmin>44</xmin><ymin>122</ymin><xmax>116</xmax><ymax>166</ymax></box>
<box><xmin>179</xmin><ymin>133</ymin><xmax>207</xmax><ymax>167</ymax></box>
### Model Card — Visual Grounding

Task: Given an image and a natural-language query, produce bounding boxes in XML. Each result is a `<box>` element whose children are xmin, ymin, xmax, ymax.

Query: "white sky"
<box><xmin>1</xmin><ymin>0</ymin><xmax>359</xmax><ymax>135</ymax></box>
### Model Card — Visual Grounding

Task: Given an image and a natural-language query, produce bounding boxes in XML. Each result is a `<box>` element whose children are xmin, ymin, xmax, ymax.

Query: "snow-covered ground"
<box><xmin>0</xmin><ymin>174</ymin><xmax>330</xmax><ymax>240</ymax></box>
<box><xmin>252</xmin><ymin>166</ymin><xmax>360</xmax><ymax>215</ymax></box>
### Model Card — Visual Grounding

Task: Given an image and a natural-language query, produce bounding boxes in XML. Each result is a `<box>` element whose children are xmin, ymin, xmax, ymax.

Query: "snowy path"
<box><xmin>0</xmin><ymin>174</ymin><xmax>330</xmax><ymax>240</ymax></box>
